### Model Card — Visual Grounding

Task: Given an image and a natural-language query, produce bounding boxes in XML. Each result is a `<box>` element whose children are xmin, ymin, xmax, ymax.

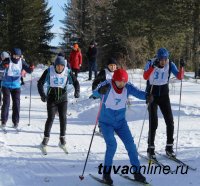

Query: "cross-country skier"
<box><xmin>0</xmin><ymin>48</ymin><xmax>34</xmax><ymax>129</ymax></box>
<box><xmin>92</xmin><ymin>69</ymin><xmax>151</xmax><ymax>185</ymax></box>
<box><xmin>143</xmin><ymin>47</ymin><xmax>184</xmax><ymax>159</ymax></box>
<box><xmin>37</xmin><ymin>56</ymin><xmax>80</xmax><ymax>151</ymax></box>
<box><xmin>92</xmin><ymin>57</ymin><xmax>118</xmax><ymax>91</ymax></box>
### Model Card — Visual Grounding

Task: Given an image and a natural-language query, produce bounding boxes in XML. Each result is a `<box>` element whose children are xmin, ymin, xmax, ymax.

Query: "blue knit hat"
<box><xmin>12</xmin><ymin>48</ymin><xmax>22</xmax><ymax>56</ymax></box>
<box><xmin>54</xmin><ymin>56</ymin><xmax>65</xmax><ymax>66</ymax></box>
<box><xmin>156</xmin><ymin>48</ymin><xmax>169</xmax><ymax>60</ymax></box>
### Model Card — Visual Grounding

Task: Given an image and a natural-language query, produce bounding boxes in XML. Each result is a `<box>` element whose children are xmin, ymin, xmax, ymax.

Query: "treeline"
<box><xmin>62</xmin><ymin>0</ymin><xmax>200</xmax><ymax>76</ymax></box>
<box><xmin>0</xmin><ymin>0</ymin><xmax>54</xmax><ymax>64</ymax></box>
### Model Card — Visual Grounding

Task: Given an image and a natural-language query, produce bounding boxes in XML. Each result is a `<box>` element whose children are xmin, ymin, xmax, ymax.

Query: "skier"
<box><xmin>143</xmin><ymin>47</ymin><xmax>184</xmax><ymax>159</ymax></box>
<box><xmin>91</xmin><ymin>57</ymin><xmax>118</xmax><ymax>134</ymax></box>
<box><xmin>0</xmin><ymin>52</ymin><xmax>10</xmax><ymax>106</ymax></box>
<box><xmin>92</xmin><ymin>57</ymin><xmax>118</xmax><ymax>91</ymax></box>
<box><xmin>37</xmin><ymin>56</ymin><xmax>80</xmax><ymax>153</ymax></box>
<box><xmin>0</xmin><ymin>48</ymin><xmax>34</xmax><ymax>129</ymax></box>
<box><xmin>69</xmin><ymin>43</ymin><xmax>82</xmax><ymax>78</ymax></box>
<box><xmin>92</xmin><ymin>69</ymin><xmax>151</xmax><ymax>185</ymax></box>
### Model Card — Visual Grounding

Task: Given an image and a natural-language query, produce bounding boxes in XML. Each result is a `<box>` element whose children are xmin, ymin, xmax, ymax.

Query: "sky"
<box><xmin>47</xmin><ymin>0</ymin><xmax>66</xmax><ymax>46</ymax></box>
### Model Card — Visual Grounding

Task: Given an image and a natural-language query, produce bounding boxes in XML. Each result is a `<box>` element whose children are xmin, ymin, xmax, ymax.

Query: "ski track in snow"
<box><xmin>0</xmin><ymin>68</ymin><xmax>199</xmax><ymax>186</ymax></box>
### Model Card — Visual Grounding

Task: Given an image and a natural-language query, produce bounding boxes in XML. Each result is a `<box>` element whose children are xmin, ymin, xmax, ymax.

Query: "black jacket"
<box><xmin>37</xmin><ymin>67</ymin><xmax>80</xmax><ymax>103</ymax></box>
<box><xmin>86</xmin><ymin>47</ymin><xmax>97</xmax><ymax>62</ymax></box>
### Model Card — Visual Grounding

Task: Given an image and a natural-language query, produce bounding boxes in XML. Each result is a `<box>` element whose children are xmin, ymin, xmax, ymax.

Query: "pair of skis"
<box><xmin>40</xmin><ymin>144</ymin><xmax>68</xmax><ymax>155</ymax></box>
<box><xmin>139</xmin><ymin>152</ymin><xmax>196</xmax><ymax>172</ymax></box>
<box><xmin>0</xmin><ymin>126</ymin><xmax>20</xmax><ymax>134</ymax></box>
<box><xmin>155</xmin><ymin>152</ymin><xmax>196</xmax><ymax>171</ymax></box>
<box><xmin>89</xmin><ymin>173</ymin><xmax>150</xmax><ymax>186</ymax></box>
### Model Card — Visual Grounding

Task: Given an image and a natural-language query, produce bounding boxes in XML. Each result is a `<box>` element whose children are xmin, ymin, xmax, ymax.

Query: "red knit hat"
<box><xmin>112</xmin><ymin>69</ymin><xmax>128</xmax><ymax>83</ymax></box>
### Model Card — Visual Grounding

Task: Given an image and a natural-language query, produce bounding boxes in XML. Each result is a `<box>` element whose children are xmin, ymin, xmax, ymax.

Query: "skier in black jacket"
<box><xmin>92</xmin><ymin>57</ymin><xmax>117</xmax><ymax>91</ymax></box>
<box><xmin>37</xmin><ymin>56</ymin><xmax>80</xmax><ymax>151</ymax></box>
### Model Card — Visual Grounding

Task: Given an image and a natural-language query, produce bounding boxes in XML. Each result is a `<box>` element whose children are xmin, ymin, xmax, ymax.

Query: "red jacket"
<box><xmin>69</xmin><ymin>49</ymin><xmax>82</xmax><ymax>70</ymax></box>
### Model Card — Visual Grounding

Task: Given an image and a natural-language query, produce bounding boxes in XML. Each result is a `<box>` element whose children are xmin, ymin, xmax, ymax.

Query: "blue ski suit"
<box><xmin>93</xmin><ymin>80</ymin><xmax>147</xmax><ymax>171</ymax></box>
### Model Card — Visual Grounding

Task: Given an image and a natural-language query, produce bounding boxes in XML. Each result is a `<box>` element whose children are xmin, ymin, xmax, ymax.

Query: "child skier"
<box><xmin>143</xmin><ymin>47</ymin><xmax>184</xmax><ymax>159</ymax></box>
<box><xmin>92</xmin><ymin>69</ymin><xmax>151</xmax><ymax>185</ymax></box>
<box><xmin>37</xmin><ymin>56</ymin><xmax>80</xmax><ymax>153</ymax></box>
<box><xmin>92</xmin><ymin>57</ymin><xmax>118</xmax><ymax>91</ymax></box>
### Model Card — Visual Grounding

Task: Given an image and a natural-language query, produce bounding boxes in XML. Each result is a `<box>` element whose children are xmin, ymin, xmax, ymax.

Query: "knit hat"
<box><xmin>107</xmin><ymin>58</ymin><xmax>117</xmax><ymax>66</ymax></box>
<box><xmin>1</xmin><ymin>51</ymin><xmax>10</xmax><ymax>59</ymax></box>
<box><xmin>54</xmin><ymin>56</ymin><xmax>65</xmax><ymax>66</ymax></box>
<box><xmin>156</xmin><ymin>48</ymin><xmax>169</xmax><ymax>60</ymax></box>
<box><xmin>112</xmin><ymin>69</ymin><xmax>128</xmax><ymax>83</ymax></box>
<box><xmin>12</xmin><ymin>48</ymin><xmax>22</xmax><ymax>56</ymax></box>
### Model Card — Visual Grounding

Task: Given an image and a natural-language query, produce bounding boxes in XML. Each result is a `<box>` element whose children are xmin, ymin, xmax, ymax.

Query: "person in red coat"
<box><xmin>69</xmin><ymin>43</ymin><xmax>82</xmax><ymax>78</ymax></box>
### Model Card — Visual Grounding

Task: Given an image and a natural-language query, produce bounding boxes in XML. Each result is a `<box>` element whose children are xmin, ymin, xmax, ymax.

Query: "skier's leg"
<box><xmin>58</xmin><ymin>101</ymin><xmax>67</xmax><ymax>144</ymax></box>
<box><xmin>100</xmin><ymin>122</ymin><xmax>117</xmax><ymax>172</ymax></box>
<box><xmin>11</xmin><ymin>88</ymin><xmax>21</xmax><ymax>126</ymax></box>
<box><xmin>159</xmin><ymin>95</ymin><xmax>175</xmax><ymax>156</ymax></box>
<box><xmin>115</xmin><ymin>121</ymin><xmax>140</xmax><ymax>171</ymax></box>
<box><xmin>43</xmin><ymin>102</ymin><xmax>57</xmax><ymax>138</ymax></box>
<box><xmin>1</xmin><ymin>87</ymin><xmax>11</xmax><ymax>125</ymax></box>
<box><xmin>116</xmin><ymin>121</ymin><xmax>146</xmax><ymax>182</ymax></box>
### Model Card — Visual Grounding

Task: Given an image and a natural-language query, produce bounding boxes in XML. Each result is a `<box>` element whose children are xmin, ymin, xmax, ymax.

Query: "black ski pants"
<box><xmin>148</xmin><ymin>94</ymin><xmax>174</xmax><ymax>147</ymax></box>
<box><xmin>1</xmin><ymin>87</ymin><xmax>21</xmax><ymax>125</ymax></box>
<box><xmin>44</xmin><ymin>101</ymin><xmax>67</xmax><ymax>137</ymax></box>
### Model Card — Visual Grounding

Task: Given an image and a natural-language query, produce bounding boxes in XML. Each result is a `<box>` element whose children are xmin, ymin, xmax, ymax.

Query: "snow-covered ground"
<box><xmin>0</xmin><ymin>67</ymin><xmax>199</xmax><ymax>186</ymax></box>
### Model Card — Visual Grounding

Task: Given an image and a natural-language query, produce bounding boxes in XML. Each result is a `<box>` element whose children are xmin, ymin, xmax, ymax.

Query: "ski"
<box><xmin>59</xmin><ymin>143</ymin><xmax>68</xmax><ymax>154</ymax></box>
<box><xmin>117</xmin><ymin>173</ymin><xmax>151</xmax><ymax>186</ymax></box>
<box><xmin>0</xmin><ymin>126</ymin><xmax>7</xmax><ymax>134</ymax></box>
<box><xmin>40</xmin><ymin>144</ymin><xmax>47</xmax><ymax>155</ymax></box>
<box><xmin>155</xmin><ymin>152</ymin><xmax>197</xmax><ymax>171</ymax></box>
<box><xmin>89</xmin><ymin>174</ymin><xmax>114</xmax><ymax>186</ymax></box>
<box><xmin>138</xmin><ymin>153</ymin><xmax>175</xmax><ymax>174</ymax></box>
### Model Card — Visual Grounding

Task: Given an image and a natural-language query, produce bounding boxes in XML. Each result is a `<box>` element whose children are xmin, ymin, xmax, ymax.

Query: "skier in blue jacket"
<box><xmin>1</xmin><ymin>48</ymin><xmax>34</xmax><ymax>129</ymax></box>
<box><xmin>93</xmin><ymin>69</ymin><xmax>151</xmax><ymax>185</ymax></box>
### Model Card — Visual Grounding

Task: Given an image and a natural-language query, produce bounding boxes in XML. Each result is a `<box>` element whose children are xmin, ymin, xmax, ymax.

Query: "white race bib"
<box><xmin>7</xmin><ymin>59</ymin><xmax>22</xmax><ymax>77</ymax></box>
<box><xmin>105</xmin><ymin>86</ymin><xmax>127</xmax><ymax>110</ymax></box>
<box><xmin>49</xmin><ymin>66</ymin><xmax>68</xmax><ymax>88</ymax></box>
<box><xmin>149</xmin><ymin>62</ymin><xmax>170</xmax><ymax>85</ymax></box>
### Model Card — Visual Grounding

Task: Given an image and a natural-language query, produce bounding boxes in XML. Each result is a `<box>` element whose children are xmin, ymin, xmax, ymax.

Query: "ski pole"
<box><xmin>137</xmin><ymin>83</ymin><xmax>154</xmax><ymax>150</ymax></box>
<box><xmin>79</xmin><ymin>95</ymin><xmax>104</xmax><ymax>180</ymax></box>
<box><xmin>28</xmin><ymin>73</ymin><xmax>33</xmax><ymax>126</ymax></box>
<box><xmin>175</xmin><ymin>78</ymin><xmax>183</xmax><ymax>154</ymax></box>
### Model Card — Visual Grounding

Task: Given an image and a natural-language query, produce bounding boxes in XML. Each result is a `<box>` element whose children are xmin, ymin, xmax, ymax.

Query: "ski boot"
<box><xmin>102</xmin><ymin>172</ymin><xmax>113</xmax><ymax>185</ymax></box>
<box><xmin>134</xmin><ymin>173</ymin><xmax>146</xmax><ymax>183</ymax></box>
<box><xmin>59</xmin><ymin>136</ymin><xmax>68</xmax><ymax>154</ymax></box>
<box><xmin>165</xmin><ymin>144</ymin><xmax>176</xmax><ymax>158</ymax></box>
<box><xmin>147</xmin><ymin>146</ymin><xmax>156</xmax><ymax>160</ymax></box>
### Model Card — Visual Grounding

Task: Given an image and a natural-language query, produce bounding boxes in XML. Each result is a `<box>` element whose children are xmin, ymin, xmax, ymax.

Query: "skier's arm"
<box><xmin>92</xmin><ymin>70</ymin><xmax>106</xmax><ymax>90</ymax></box>
<box><xmin>93</xmin><ymin>80</ymin><xmax>110</xmax><ymax>98</ymax></box>
<box><xmin>126</xmin><ymin>83</ymin><xmax>146</xmax><ymax>100</ymax></box>
<box><xmin>22</xmin><ymin>60</ymin><xmax>34</xmax><ymax>73</ymax></box>
<box><xmin>171</xmin><ymin>62</ymin><xmax>184</xmax><ymax>80</ymax></box>
<box><xmin>37</xmin><ymin>69</ymin><xmax>48</xmax><ymax>98</ymax></box>
<box><xmin>143</xmin><ymin>60</ymin><xmax>154</xmax><ymax>80</ymax></box>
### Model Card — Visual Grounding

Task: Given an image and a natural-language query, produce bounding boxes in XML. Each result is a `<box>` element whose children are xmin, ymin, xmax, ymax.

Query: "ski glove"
<box><xmin>146</xmin><ymin>94</ymin><xmax>154</xmax><ymax>104</ymax></box>
<box><xmin>152</xmin><ymin>58</ymin><xmax>159</xmax><ymax>68</ymax></box>
<box><xmin>180</xmin><ymin>59</ymin><xmax>185</xmax><ymax>67</ymax></box>
<box><xmin>98</xmin><ymin>84</ymin><xmax>110</xmax><ymax>94</ymax></box>
<box><xmin>41</xmin><ymin>95</ymin><xmax>47</xmax><ymax>102</ymax></box>
<box><xmin>74</xmin><ymin>91</ymin><xmax>80</xmax><ymax>98</ymax></box>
